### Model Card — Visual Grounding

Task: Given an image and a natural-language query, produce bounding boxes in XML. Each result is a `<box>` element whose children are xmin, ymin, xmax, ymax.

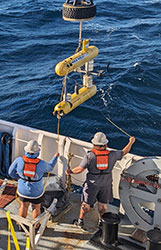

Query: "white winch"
<box><xmin>119</xmin><ymin>156</ymin><xmax>161</xmax><ymax>232</ymax></box>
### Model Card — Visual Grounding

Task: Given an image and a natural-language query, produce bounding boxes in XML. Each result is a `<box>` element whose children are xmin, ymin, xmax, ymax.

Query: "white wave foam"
<box><xmin>100</xmin><ymin>82</ymin><xmax>116</xmax><ymax>107</ymax></box>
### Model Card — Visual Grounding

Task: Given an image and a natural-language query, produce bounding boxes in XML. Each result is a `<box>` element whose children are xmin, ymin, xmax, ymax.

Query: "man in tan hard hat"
<box><xmin>66</xmin><ymin>132</ymin><xmax>135</xmax><ymax>228</ymax></box>
<box><xmin>9</xmin><ymin>140</ymin><xmax>59</xmax><ymax>231</ymax></box>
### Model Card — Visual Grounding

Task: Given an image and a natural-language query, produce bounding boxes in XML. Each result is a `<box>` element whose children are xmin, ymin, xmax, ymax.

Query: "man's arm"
<box><xmin>66</xmin><ymin>166</ymin><xmax>84</xmax><ymax>175</ymax></box>
<box><xmin>122</xmin><ymin>136</ymin><xmax>135</xmax><ymax>156</ymax></box>
<box><xmin>44</xmin><ymin>152</ymin><xmax>59</xmax><ymax>172</ymax></box>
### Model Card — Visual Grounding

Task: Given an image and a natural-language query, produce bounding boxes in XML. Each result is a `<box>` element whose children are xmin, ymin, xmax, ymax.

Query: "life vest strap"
<box><xmin>23</xmin><ymin>156</ymin><xmax>40</xmax><ymax>164</ymax></box>
<box><xmin>20</xmin><ymin>176</ymin><xmax>42</xmax><ymax>182</ymax></box>
<box><xmin>92</xmin><ymin>148</ymin><xmax>110</xmax><ymax>156</ymax></box>
<box><xmin>88</xmin><ymin>172</ymin><xmax>110</xmax><ymax>175</ymax></box>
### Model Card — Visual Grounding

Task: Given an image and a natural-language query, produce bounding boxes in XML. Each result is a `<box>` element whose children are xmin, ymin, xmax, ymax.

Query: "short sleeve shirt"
<box><xmin>80</xmin><ymin>150</ymin><xmax>123</xmax><ymax>186</ymax></box>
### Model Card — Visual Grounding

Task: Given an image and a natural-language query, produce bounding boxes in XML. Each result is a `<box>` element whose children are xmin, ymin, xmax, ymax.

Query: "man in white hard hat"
<box><xmin>9</xmin><ymin>140</ymin><xmax>59</xmax><ymax>230</ymax></box>
<box><xmin>66</xmin><ymin>132</ymin><xmax>135</xmax><ymax>228</ymax></box>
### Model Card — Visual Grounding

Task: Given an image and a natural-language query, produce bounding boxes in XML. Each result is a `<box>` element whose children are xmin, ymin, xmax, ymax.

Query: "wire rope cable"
<box><xmin>90</xmin><ymin>93</ymin><xmax>131</xmax><ymax>137</ymax></box>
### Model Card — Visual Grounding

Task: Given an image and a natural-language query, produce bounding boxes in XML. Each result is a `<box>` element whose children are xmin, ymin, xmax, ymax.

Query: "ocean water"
<box><xmin>1</xmin><ymin>0</ymin><xmax>161</xmax><ymax>156</ymax></box>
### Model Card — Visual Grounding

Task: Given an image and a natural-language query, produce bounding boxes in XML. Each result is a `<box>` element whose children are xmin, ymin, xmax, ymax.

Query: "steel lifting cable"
<box><xmin>75</xmin><ymin>21</ymin><xmax>83</xmax><ymax>53</ymax></box>
<box><xmin>60</xmin><ymin>75</ymin><xmax>68</xmax><ymax>102</ymax></box>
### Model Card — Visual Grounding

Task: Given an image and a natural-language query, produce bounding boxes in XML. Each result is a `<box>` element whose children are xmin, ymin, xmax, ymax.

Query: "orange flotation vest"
<box><xmin>92</xmin><ymin>148</ymin><xmax>110</xmax><ymax>170</ymax></box>
<box><xmin>23</xmin><ymin>155</ymin><xmax>40</xmax><ymax>178</ymax></box>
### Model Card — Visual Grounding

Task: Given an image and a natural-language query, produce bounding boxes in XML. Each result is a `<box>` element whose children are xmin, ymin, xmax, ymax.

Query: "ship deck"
<box><xmin>0</xmin><ymin>185</ymin><xmax>147</xmax><ymax>250</ymax></box>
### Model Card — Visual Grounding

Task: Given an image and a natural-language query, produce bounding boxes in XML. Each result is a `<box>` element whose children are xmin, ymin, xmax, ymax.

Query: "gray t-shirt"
<box><xmin>80</xmin><ymin>150</ymin><xmax>123</xmax><ymax>186</ymax></box>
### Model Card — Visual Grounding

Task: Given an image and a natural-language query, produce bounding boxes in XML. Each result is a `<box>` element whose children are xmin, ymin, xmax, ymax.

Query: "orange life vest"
<box><xmin>23</xmin><ymin>155</ymin><xmax>40</xmax><ymax>178</ymax></box>
<box><xmin>92</xmin><ymin>148</ymin><xmax>110</xmax><ymax>170</ymax></box>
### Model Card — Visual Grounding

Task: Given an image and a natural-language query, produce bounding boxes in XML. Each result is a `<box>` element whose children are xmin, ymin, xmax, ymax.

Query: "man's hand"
<box><xmin>55</xmin><ymin>152</ymin><xmax>59</xmax><ymax>157</ymax></box>
<box><xmin>122</xmin><ymin>136</ymin><xmax>136</xmax><ymax>156</ymax></box>
<box><xmin>65</xmin><ymin>169</ymin><xmax>72</xmax><ymax>176</ymax></box>
<box><xmin>129</xmin><ymin>136</ymin><xmax>135</xmax><ymax>144</ymax></box>
<box><xmin>65</xmin><ymin>166</ymin><xmax>84</xmax><ymax>175</ymax></box>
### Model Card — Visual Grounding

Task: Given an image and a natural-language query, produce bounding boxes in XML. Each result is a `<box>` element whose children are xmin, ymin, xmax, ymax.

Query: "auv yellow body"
<box><xmin>54</xmin><ymin>85</ymin><xmax>97</xmax><ymax>116</ymax></box>
<box><xmin>55</xmin><ymin>45</ymin><xmax>98</xmax><ymax>76</ymax></box>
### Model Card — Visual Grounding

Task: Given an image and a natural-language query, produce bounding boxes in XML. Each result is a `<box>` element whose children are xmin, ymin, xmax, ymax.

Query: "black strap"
<box><xmin>20</xmin><ymin>176</ymin><xmax>42</xmax><ymax>182</ymax></box>
<box><xmin>88</xmin><ymin>172</ymin><xmax>110</xmax><ymax>175</ymax></box>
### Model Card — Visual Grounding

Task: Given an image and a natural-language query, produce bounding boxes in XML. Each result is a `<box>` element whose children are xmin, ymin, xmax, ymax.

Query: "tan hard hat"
<box><xmin>91</xmin><ymin>132</ymin><xmax>109</xmax><ymax>145</ymax></box>
<box><xmin>24</xmin><ymin>140</ymin><xmax>40</xmax><ymax>154</ymax></box>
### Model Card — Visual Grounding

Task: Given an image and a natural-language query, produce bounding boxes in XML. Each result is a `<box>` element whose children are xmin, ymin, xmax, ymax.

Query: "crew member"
<box><xmin>66</xmin><ymin>132</ymin><xmax>135</xmax><ymax>228</ymax></box>
<box><xmin>8</xmin><ymin>140</ymin><xmax>59</xmax><ymax>229</ymax></box>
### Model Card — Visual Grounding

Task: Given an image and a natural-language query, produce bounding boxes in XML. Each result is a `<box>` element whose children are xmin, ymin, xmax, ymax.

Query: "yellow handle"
<box><xmin>82</xmin><ymin>39</ymin><xmax>89</xmax><ymax>52</ymax></box>
<box><xmin>8</xmin><ymin>219</ymin><xmax>11</xmax><ymax>250</ymax></box>
<box><xmin>6</xmin><ymin>211</ymin><xmax>21</xmax><ymax>250</ymax></box>
<box><xmin>25</xmin><ymin>237</ymin><xmax>30</xmax><ymax>250</ymax></box>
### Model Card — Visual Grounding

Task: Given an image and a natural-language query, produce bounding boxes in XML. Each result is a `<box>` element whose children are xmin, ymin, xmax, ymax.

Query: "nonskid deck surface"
<box><xmin>0</xmin><ymin>192</ymin><xmax>97</xmax><ymax>250</ymax></box>
<box><xmin>0</xmin><ymin>191</ymin><xmax>146</xmax><ymax>250</ymax></box>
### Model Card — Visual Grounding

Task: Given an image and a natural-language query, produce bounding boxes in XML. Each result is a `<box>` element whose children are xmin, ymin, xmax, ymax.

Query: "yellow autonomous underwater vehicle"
<box><xmin>53</xmin><ymin>39</ymin><xmax>100</xmax><ymax>117</ymax></box>
<box><xmin>55</xmin><ymin>40</ymin><xmax>98</xmax><ymax>77</ymax></box>
<box><xmin>53</xmin><ymin>0</ymin><xmax>101</xmax><ymax>118</ymax></box>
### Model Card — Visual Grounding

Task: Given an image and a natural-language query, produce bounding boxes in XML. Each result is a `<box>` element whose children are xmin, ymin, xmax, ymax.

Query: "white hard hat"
<box><xmin>24</xmin><ymin>140</ymin><xmax>40</xmax><ymax>154</ymax></box>
<box><xmin>91</xmin><ymin>132</ymin><xmax>109</xmax><ymax>145</ymax></box>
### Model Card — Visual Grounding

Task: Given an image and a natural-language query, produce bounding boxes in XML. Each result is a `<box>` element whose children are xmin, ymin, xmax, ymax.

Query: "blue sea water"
<box><xmin>0</xmin><ymin>0</ymin><xmax>161</xmax><ymax>156</ymax></box>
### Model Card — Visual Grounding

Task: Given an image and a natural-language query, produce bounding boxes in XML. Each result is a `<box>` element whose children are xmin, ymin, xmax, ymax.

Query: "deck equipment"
<box><xmin>0</xmin><ymin>132</ymin><xmax>12</xmax><ymax>178</ymax></box>
<box><xmin>120</xmin><ymin>157</ymin><xmax>161</xmax><ymax>232</ymax></box>
<box><xmin>53</xmin><ymin>0</ymin><xmax>103</xmax><ymax>118</ymax></box>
